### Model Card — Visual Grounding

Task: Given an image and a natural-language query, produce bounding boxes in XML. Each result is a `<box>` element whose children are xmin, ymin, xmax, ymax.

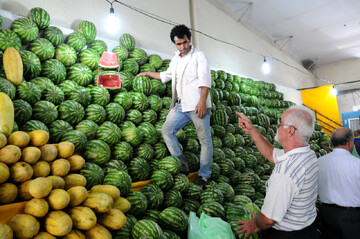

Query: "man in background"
<box><xmin>137</xmin><ymin>24</ymin><xmax>213</xmax><ymax>185</ymax></box>
<box><xmin>236</xmin><ymin>105</ymin><xmax>320</xmax><ymax>239</ymax></box>
<box><xmin>318</xmin><ymin>127</ymin><xmax>360</xmax><ymax>239</ymax></box>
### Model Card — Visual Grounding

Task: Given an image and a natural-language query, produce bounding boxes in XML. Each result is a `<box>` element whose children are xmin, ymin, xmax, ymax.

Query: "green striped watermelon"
<box><xmin>147</xmin><ymin>94</ymin><xmax>163</xmax><ymax>112</ymax></box>
<box><xmin>126</xmin><ymin>109</ymin><xmax>142</xmax><ymax>125</ymax></box>
<box><xmin>119</xmin><ymin>33</ymin><xmax>135</xmax><ymax>51</ymax></box>
<box><xmin>118</xmin><ymin>71</ymin><xmax>134</xmax><ymax>91</ymax></box>
<box><xmin>97</xmin><ymin>121</ymin><xmax>122</xmax><ymax>145</ymax></box>
<box><xmin>181</xmin><ymin>198</ymin><xmax>200</xmax><ymax>215</ymax></box>
<box><xmin>112</xmin><ymin>214</ymin><xmax>137</xmax><ymax>238</ymax></box>
<box><xmin>12</xmin><ymin>99</ymin><xmax>32</xmax><ymax>125</ymax></box>
<box><xmin>200</xmin><ymin>188</ymin><xmax>224</xmax><ymax>204</ymax></box>
<box><xmin>151</xmin><ymin>79</ymin><xmax>166</xmax><ymax>96</ymax></box>
<box><xmin>10</xmin><ymin>18</ymin><xmax>38</xmax><ymax>42</ymax></box>
<box><xmin>68</xmin><ymin>86</ymin><xmax>91</xmax><ymax>107</ymax></box>
<box><xmin>216</xmin><ymin>182</ymin><xmax>235</xmax><ymax>202</ymax></box>
<box><xmin>48</xmin><ymin>120</ymin><xmax>73</xmax><ymax>143</ymax></box>
<box><xmin>85</xmin><ymin>104</ymin><xmax>106</xmax><ymax>124</ymax></box>
<box><xmin>64</xmin><ymin>32</ymin><xmax>86</xmax><ymax>52</ymax></box>
<box><xmin>84</xmin><ymin>139</ymin><xmax>111</xmax><ymax>165</ymax></box>
<box><xmin>55</xmin><ymin>43</ymin><xmax>77</xmax><ymax>67</ymax></box>
<box><xmin>21</xmin><ymin>120</ymin><xmax>49</xmax><ymax>133</ymax></box>
<box><xmin>80</xmin><ymin>162</ymin><xmax>105</xmax><ymax>189</ymax></box>
<box><xmin>159</xmin><ymin>207</ymin><xmax>188</xmax><ymax>232</ymax></box>
<box><xmin>16</xmin><ymin>82</ymin><xmax>41</xmax><ymax>105</ymax></box>
<box><xmin>113</xmin><ymin>92</ymin><xmax>133</xmax><ymax>110</ymax></box>
<box><xmin>104</xmin><ymin>159</ymin><xmax>128</xmax><ymax>174</ymax></box>
<box><xmin>31</xmin><ymin>77</ymin><xmax>56</xmax><ymax>95</ymax></box>
<box><xmin>0</xmin><ymin>77</ymin><xmax>16</xmax><ymax>100</ymax></box>
<box><xmin>182</xmin><ymin>183</ymin><xmax>203</xmax><ymax>200</ymax></box>
<box><xmin>121</xmin><ymin>126</ymin><xmax>143</xmax><ymax>146</ymax></box>
<box><xmin>105</xmin><ymin>103</ymin><xmax>125</xmax><ymax>124</ymax></box>
<box><xmin>158</xmin><ymin>156</ymin><xmax>181</xmax><ymax>175</ymax></box>
<box><xmin>79</xmin><ymin>48</ymin><xmax>100</xmax><ymax>70</ymax></box>
<box><xmin>58</xmin><ymin>100</ymin><xmax>85</xmax><ymax>125</ymax></box>
<box><xmin>134</xmin><ymin>143</ymin><xmax>154</xmax><ymax>161</ymax></box>
<box><xmin>138</xmin><ymin>122</ymin><xmax>157</xmax><ymax>145</ymax></box>
<box><xmin>226</xmin><ymin>203</ymin><xmax>249</xmax><ymax>221</ymax></box>
<box><xmin>163</xmin><ymin>189</ymin><xmax>182</xmax><ymax>208</ymax></box>
<box><xmin>20</xmin><ymin>50</ymin><xmax>41</xmax><ymax>80</ymax></box>
<box><xmin>41</xmin><ymin>59</ymin><xmax>67</xmax><ymax>84</ymax></box>
<box><xmin>112</xmin><ymin>141</ymin><xmax>133</xmax><ymax>163</ymax></box>
<box><xmin>43</xmin><ymin>26</ymin><xmax>64</xmax><ymax>47</ymax></box>
<box><xmin>77</xmin><ymin>20</ymin><xmax>96</xmax><ymax>44</ymax></box>
<box><xmin>123</xmin><ymin>58</ymin><xmax>139</xmax><ymax>75</ymax></box>
<box><xmin>130</xmin><ymin>48</ymin><xmax>147</xmax><ymax>65</ymax></box>
<box><xmin>141</xmin><ymin>109</ymin><xmax>157</xmax><ymax>124</ymax></box>
<box><xmin>197</xmin><ymin>201</ymin><xmax>225</xmax><ymax>219</ymax></box>
<box><xmin>32</xmin><ymin>100</ymin><xmax>58</xmax><ymax>125</ymax></box>
<box><xmin>112</xmin><ymin>45</ymin><xmax>128</xmax><ymax>61</ymax></box>
<box><xmin>75</xmin><ymin>120</ymin><xmax>98</xmax><ymax>140</ymax></box>
<box><xmin>28</xmin><ymin>7</ymin><xmax>50</xmax><ymax>30</ymax></box>
<box><xmin>132</xmin><ymin>76</ymin><xmax>152</xmax><ymax>96</ymax></box>
<box><xmin>151</xmin><ymin>169</ymin><xmax>173</xmax><ymax>190</ymax></box>
<box><xmin>30</xmin><ymin>38</ymin><xmax>55</xmax><ymax>62</ymax></box>
<box><xmin>128</xmin><ymin>157</ymin><xmax>150</xmax><ymax>182</ymax></box>
<box><xmin>88</xmin><ymin>40</ymin><xmax>107</xmax><ymax>56</ymax></box>
<box><xmin>126</xmin><ymin>190</ymin><xmax>148</xmax><ymax>217</ymax></box>
<box><xmin>90</xmin><ymin>86</ymin><xmax>110</xmax><ymax>106</ymax></box>
<box><xmin>148</xmin><ymin>54</ymin><xmax>162</xmax><ymax>69</ymax></box>
<box><xmin>58</xmin><ymin>80</ymin><xmax>79</xmax><ymax>98</ymax></box>
<box><xmin>0</xmin><ymin>29</ymin><xmax>22</xmax><ymax>51</ymax></box>
<box><xmin>140</xmin><ymin>63</ymin><xmax>155</xmax><ymax>73</ymax></box>
<box><xmin>103</xmin><ymin>170</ymin><xmax>132</xmax><ymax>197</ymax></box>
<box><xmin>153</xmin><ymin>142</ymin><xmax>169</xmax><ymax>160</ymax></box>
<box><xmin>61</xmin><ymin>130</ymin><xmax>88</xmax><ymax>152</ymax></box>
<box><xmin>141</xmin><ymin>184</ymin><xmax>164</xmax><ymax>210</ymax></box>
<box><xmin>131</xmin><ymin>219</ymin><xmax>163</xmax><ymax>239</ymax></box>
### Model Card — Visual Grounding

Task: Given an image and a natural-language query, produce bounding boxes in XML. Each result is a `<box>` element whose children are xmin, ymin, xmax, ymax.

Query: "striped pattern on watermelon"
<box><xmin>0</xmin><ymin>29</ymin><xmax>22</xmax><ymax>51</ymax></box>
<box><xmin>84</xmin><ymin>139</ymin><xmax>111</xmax><ymax>165</ymax></box>
<box><xmin>79</xmin><ymin>48</ymin><xmax>100</xmax><ymax>70</ymax></box>
<box><xmin>128</xmin><ymin>157</ymin><xmax>150</xmax><ymax>182</ymax></box>
<box><xmin>120</xmin><ymin>33</ymin><xmax>135</xmax><ymax>51</ymax></box>
<box><xmin>16</xmin><ymin>82</ymin><xmax>41</xmax><ymax>105</ymax></box>
<box><xmin>11</xmin><ymin>18</ymin><xmax>38</xmax><ymax>43</ymax></box>
<box><xmin>132</xmin><ymin>76</ymin><xmax>152</xmax><ymax>96</ymax></box>
<box><xmin>112</xmin><ymin>141</ymin><xmax>133</xmax><ymax>163</ymax></box>
<box><xmin>75</xmin><ymin>120</ymin><xmax>98</xmax><ymax>140</ymax></box>
<box><xmin>58</xmin><ymin>100</ymin><xmax>85</xmax><ymax>125</ymax></box>
<box><xmin>141</xmin><ymin>184</ymin><xmax>164</xmax><ymax>210</ymax></box>
<box><xmin>159</xmin><ymin>207</ymin><xmax>188</xmax><ymax>232</ymax></box>
<box><xmin>77</xmin><ymin>20</ymin><xmax>96</xmax><ymax>44</ymax></box>
<box><xmin>48</xmin><ymin>120</ymin><xmax>73</xmax><ymax>143</ymax></box>
<box><xmin>21</xmin><ymin>120</ymin><xmax>49</xmax><ymax>133</ymax></box>
<box><xmin>43</xmin><ymin>26</ymin><xmax>64</xmax><ymax>47</ymax></box>
<box><xmin>41</xmin><ymin>59</ymin><xmax>66</xmax><ymax>85</ymax></box>
<box><xmin>131</xmin><ymin>219</ymin><xmax>163</xmax><ymax>239</ymax></box>
<box><xmin>28</xmin><ymin>7</ymin><xmax>50</xmax><ymax>30</ymax></box>
<box><xmin>12</xmin><ymin>99</ymin><xmax>32</xmax><ymax>125</ymax></box>
<box><xmin>65</xmin><ymin>32</ymin><xmax>86</xmax><ymax>52</ymax></box>
<box><xmin>89</xmin><ymin>86</ymin><xmax>110</xmax><ymax>106</ymax></box>
<box><xmin>32</xmin><ymin>100</ymin><xmax>58</xmax><ymax>125</ymax></box>
<box><xmin>20</xmin><ymin>50</ymin><xmax>41</xmax><ymax>80</ymax></box>
<box><xmin>197</xmin><ymin>201</ymin><xmax>225</xmax><ymax>219</ymax></box>
<box><xmin>61</xmin><ymin>129</ymin><xmax>88</xmax><ymax>152</ymax></box>
<box><xmin>150</xmin><ymin>169</ymin><xmax>173</xmax><ymax>190</ymax></box>
<box><xmin>0</xmin><ymin>77</ymin><xmax>16</xmax><ymax>100</ymax></box>
<box><xmin>30</xmin><ymin>38</ymin><xmax>55</xmax><ymax>62</ymax></box>
<box><xmin>80</xmin><ymin>162</ymin><xmax>105</xmax><ymax>189</ymax></box>
<box><xmin>112</xmin><ymin>45</ymin><xmax>128</xmax><ymax>61</ymax></box>
<box><xmin>105</xmin><ymin>103</ymin><xmax>125</xmax><ymax>124</ymax></box>
<box><xmin>103</xmin><ymin>170</ymin><xmax>132</xmax><ymax>197</ymax></box>
<box><xmin>55</xmin><ymin>43</ymin><xmax>77</xmax><ymax>67</ymax></box>
<box><xmin>96</xmin><ymin>121</ymin><xmax>122</xmax><ymax>145</ymax></box>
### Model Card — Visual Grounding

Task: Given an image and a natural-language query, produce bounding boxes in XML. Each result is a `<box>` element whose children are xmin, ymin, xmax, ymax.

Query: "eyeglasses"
<box><xmin>277</xmin><ymin>118</ymin><xmax>298</xmax><ymax>130</ymax></box>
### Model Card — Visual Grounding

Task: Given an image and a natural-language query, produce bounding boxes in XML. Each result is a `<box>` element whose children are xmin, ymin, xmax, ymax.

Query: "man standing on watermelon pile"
<box><xmin>235</xmin><ymin>105</ymin><xmax>320</xmax><ymax>239</ymax></box>
<box><xmin>317</xmin><ymin>127</ymin><xmax>360</xmax><ymax>239</ymax></box>
<box><xmin>137</xmin><ymin>24</ymin><xmax>213</xmax><ymax>186</ymax></box>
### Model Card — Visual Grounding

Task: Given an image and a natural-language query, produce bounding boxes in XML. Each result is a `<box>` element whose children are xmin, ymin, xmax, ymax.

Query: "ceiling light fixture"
<box><xmin>106</xmin><ymin>1</ymin><xmax>120</xmax><ymax>34</ymax></box>
<box><xmin>262</xmin><ymin>57</ymin><xmax>271</xmax><ymax>74</ymax></box>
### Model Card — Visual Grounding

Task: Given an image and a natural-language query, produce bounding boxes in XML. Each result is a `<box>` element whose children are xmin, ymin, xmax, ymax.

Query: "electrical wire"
<box><xmin>110</xmin><ymin>0</ymin><xmax>327</xmax><ymax>80</ymax></box>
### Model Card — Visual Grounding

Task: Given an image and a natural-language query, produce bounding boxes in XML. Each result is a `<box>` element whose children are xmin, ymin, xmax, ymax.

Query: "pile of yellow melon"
<box><xmin>0</xmin><ymin>130</ymin><xmax>131</xmax><ymax>238</ymax></box>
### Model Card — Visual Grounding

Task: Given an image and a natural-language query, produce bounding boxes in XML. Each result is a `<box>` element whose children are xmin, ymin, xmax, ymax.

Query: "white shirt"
<box><xmin>261</xmin><ymin>146</ymin><xmax>319</xmax><ymax>231</ymax></box>
<box><xmin>175</xmin><ymin>54</ymin><xmax>189</xmax><ymax>100</ymax></box>
<box><xmin>160</xmin><ymin>47</ymin><xmax>212</xmax><ymax>112</ymax></box>
<box><xmin>318</xmin><ymin>148</ymin><xmax>360</xmax><ymax>207</ymax></box>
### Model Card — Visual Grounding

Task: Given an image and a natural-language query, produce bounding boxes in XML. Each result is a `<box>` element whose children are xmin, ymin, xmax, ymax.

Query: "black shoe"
<box><xmin>193</xmin><ymin>176</ymin><xmax>208</xmax><ymax>186</ymax></box>
<box><xmin>180</xmin><ymin>164</ymin><xmax>189</xmax><ymax>175</ymax></box>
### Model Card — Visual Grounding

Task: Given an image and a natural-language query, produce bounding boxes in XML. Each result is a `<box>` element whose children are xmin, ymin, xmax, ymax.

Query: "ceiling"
<box><xmin>210</xmin><ymin>0</ymin><xmax>360</xmax><ymax>69</ymax></box>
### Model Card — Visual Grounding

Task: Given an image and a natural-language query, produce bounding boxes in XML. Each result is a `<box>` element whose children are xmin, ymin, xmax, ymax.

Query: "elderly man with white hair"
<box><xmin>236</xmin><ymin>105</ymin><xmax>320</xmax><ymax>239</ymax></box>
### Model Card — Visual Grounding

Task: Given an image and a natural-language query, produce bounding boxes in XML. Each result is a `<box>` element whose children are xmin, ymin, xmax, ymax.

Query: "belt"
<box><xmin>322</xmin><ymin>203</ymin><xmax>360</xmax><ymax>211</ymax></box>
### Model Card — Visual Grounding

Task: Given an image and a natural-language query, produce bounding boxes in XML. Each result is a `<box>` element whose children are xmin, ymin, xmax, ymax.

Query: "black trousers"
<box><xmin>320</xmin><ymin>203</ymin><xmax>360</xmax><ymax>239</ymax></box>
<box><xmin>266</xmin><ymin>222</ymin><xmax>320</xmax><ymax>239</ymax></box>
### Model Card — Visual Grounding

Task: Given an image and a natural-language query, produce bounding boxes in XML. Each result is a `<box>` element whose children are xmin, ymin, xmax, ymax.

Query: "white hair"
<box><xmin>283</xmin><ymin>105</ymin><xmax>315</xmax><ymax>144</ymax></box>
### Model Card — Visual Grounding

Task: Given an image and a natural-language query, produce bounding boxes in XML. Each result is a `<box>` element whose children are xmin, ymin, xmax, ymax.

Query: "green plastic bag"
<box><xmin>188</xmin><ymin>211</ymin><xmax>236</xmax><ymax>239</ymax></box>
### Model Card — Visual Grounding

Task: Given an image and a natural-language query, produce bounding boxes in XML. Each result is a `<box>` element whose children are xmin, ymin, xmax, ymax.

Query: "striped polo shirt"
<box><xmin>261</xmin><ymin>146</ymin><xmax>319</xmax><ymax>231</ymax></box>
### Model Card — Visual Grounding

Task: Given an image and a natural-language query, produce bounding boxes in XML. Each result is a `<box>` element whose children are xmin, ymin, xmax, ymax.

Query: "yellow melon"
<box><xmin>21</xmin><ymin>146</ymin><xmax>42</xmax><ymax>164</ymax></box>
<box><xmin>57</xmin><ymin>141</ymin><xmax>75</xmax><ymax>158</ymax></box>
<box><xmin>67</xmin><ymin>154</ymin><xmax>85</xmax><ymax>172</ymax></box>
<box><xmin>47</xmin><ymin>175</ymin><xmax>66</xmax><ymax>189</ymax></box>
<box><xmin>32</xmin><ymin>160</ymin><xmax>51</xmax><ymax>177</ymax></box>
<box><xmin>24</xmin><ymin>198</ymin><xmax>49</xmax><ymax>218</ymax></box>
<box><xmin>0</xmin><ymin>144</ymin><xmax>21</xmax><ymax>164</ymax></box>
<box><xmin>39</xmin><ymin>144</ymin><xmax>58</xmax><ymax>162</ymax></box>
<box><xmin>29</xmin><ymin>177</ymin><xmax>53</xmax><ymax>199</ymax></box>
<box><xmin>7</xmin><ymin>131</ymin><xmax>30</xmax><ymax>147</ymax></box>
<box><xmin>0</xmin><ymin>223</ymin><xmax>13</xmax><ymax>239</ymax></box>
<box><xmin>98</xmin><ymin>208</ymin><xmax>127</xmax><ymax>230</ymax></box>
<box><xmin>112</xmin><ymin>196</ymin><xmax>131</xmax><ymax>213</ymax></box>
<box><xmin>83</xmin><ymin>224</ymin><xmax>112</xmax><ymax>239</ymax></box>
<box><xmin>34</xmin><ymin>231</ymin><xmax>57</xmax><ymax>239</ymax></box>
<box><xmin>61</xmin><ymin>229</ymin><xmax>85</xmax><ymax>239</ymax></box>
<box><xmin>47</xmin><ymin>189</ymin><xmax>70</xmax><ymax>210</ymax></box>
<box><xmin>67</xmin><ymin>186</ymin><xmax>88</xmax><ymax>207</ymax></box>
<box><xmin>0</xmin><ymin>133</ymin><xmax>7</xmax><ymax>149</ymax></box>
<box><xmin>69</xmin><ymin>206</ymin><xmax>97</xmax><ymax>230</ymax></box>
<box><xmin>51</xmin><ymin>158</ymin><xmax>71</xmax><ymax>177</ymax></box>
<box><xmin>19</xmin><ymin>180</ymin><xmax>34</xmax><ymax>201</ymax></box>
<box><xmin>0</xmin><ymin>162</ymin><xmax>10</xmax><ymax>184</ymax></box>
<box><xmin>29</xmin><ymin>130</ymin><xmax>49</xmax><ymax>147</ymax></box>
<box><xmin>45</xmin><ymin>211</ymin><xmax>73</xmax><ymax>237</ymax></box>
<box><xmin>90</xmin><ymin>185</ymin><xmax>120</xmax><ymax>200</ymax></box>
<box><xmin>0</xmin><ymin>182</ymin><xmax>18</xmax><ymax>204</ymax></box>
<box><xmin>64</xmin><ymin>174</ymin><xmax>87</xmax><ymax>190</ymax></box>
<box><xmin>10</xmin><ymin>161</ymin><xmax>33</xmax><ymax>183</ymax></box>
<box><xmin>8</xmin><ymin>214</ymin><xmax>40</xmax><ymax>239</ymax></box>
<box><xmin>83</xmin><ymin>192</ymin><xmax>113</xmax><ymax>213</ymax></box>
<box><xmin>3</xmin><ymin>47</ymin><xmax>23</xmax><ymax>86</ymax></box>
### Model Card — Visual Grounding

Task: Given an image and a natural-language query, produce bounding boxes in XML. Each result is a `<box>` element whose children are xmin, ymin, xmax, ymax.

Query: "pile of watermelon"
<box><xmin>0</xmin><ymin>7</ymin><xmax>330</xmax><ymax>239</ymax></box>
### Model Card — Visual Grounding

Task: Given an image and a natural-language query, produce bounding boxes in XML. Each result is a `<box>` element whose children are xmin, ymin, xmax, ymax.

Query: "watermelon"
<box><xmin>16</xmin><ymin>81</ymin><xmax>41</xmax><ymax>105</ymax></box>
<box><xmin>80</xmin><ymin>162</ymin><xmax>105</xmax><ymax>189</ymax></box>
<box><xmin>105</xmin><ymin>103</ymin><xmax>125</xmax><ymax>124</ymax></box>
<box><xmin>172</xmin><ymin>174</ymin><xmax>189</xmax><ymax>192</ymax></box>
<box><xmin>119</xmin><ymin>71</ymin><xmax>134</xmax><ymax>91</ymax></box>
<box><xmin>134</xmin><ymin>143</ymin><xmax>154</xmax><ymax>161</ymax></box>
<box><xmin>138</xmin><ymin>122</ymin><xmax>157</xmax><ymax>145</ymax></box>
<box><xmin>130</xmin><ymin>92</ymin><xmax>149</xmax><ymax>111</ymax></box>
<box><xmin>130</xmin><ymin>48</ymin><xmax>147</xmax><ymax>65</ymax></box>
<box><xmin>158</xmin><ymin>156</ymin><xmax>181</xmax><ymax>175</ymax></box>
<box><xmin>132</xmin><ymin>76</ymin><xmax>152</xmax><ymax>96</ymax></box>
<box><xmin>159</xmin><ymin>207</ymin><xmax>188</xmax><ymax>232</ymax></box>
<box><xmin>21</xmin><ymin>120</ymin><xmax>49</xmax><ymax>133</ymax></box>
<box><xmin>31</xmin><ymin>76</ymin><xmax>56</xmax><ymax>93</ymax></box>
<box><xmin>12</xmin><ymin>99</ymin><xmax>32</xmax><ymax>125</ymax></box>
<box><xmin>43</xmin><ymin>85</ymin><xmax>65</xmax><ymax>106</ymax></box>
<box><xmin>74</xmin><ymin>120</ymin><xmax>98</xmax><ymax>140</ymax></box>
<box><xmin>123</xmin><ymin>58</ymin><xmax>139</xmax><ymax>75</ymax></box>
<box><xmin>64</xmin><ymin>32</ymin><xmax>86</xmax><ymax>52</ymax></box>
<box><xmin>48</xmin><ymin>120</ymin><xmax>73</xmax><ymax>143</ymax></box>
<box><xmin>112</xmin><ymin>45</ymin><xmax>129</xmax><ymax>61</ymax></box>
<box><xmin>153</xmin><ymin>142</ymin><xmax>169</xmax><ymax>160</ymax></box>
<box><xmin>90</xmin><ymin>86</ymin><xmax>110</xmax><ymax>106</ymax></box>
<box><xmin>104</xmin><ymin>159</ymin><xmax>128</xmax><ymax>174</ymax></box>
<box><xmin>139</xmin><ymin>63</ymin><xmax>156</xmax><ymax>73</ymax></box>
<box><xmin>234</xmin><ymin>184</ymin><xmax>256</xmax><ymax>201</ymax></box>
<box><xmin>55</xmin><ymin>43</ymin><xmax>77</xmax><ymax>67</ymax></box>
<box><xmin>113</xmin><ymin>92</ymin><xmax>133</xmax><ymax>110</ymax></box>
<box><xmin>120</xmin><ymin>33</ymin><xmax>135</xmax><ymax>51</ymax></box>
<box><xmin>151</xmin><ymin>79</ymin><xmax>166</xmax><ymax>96</ymax></box>
<box><xmin>126</xmin><ymin>109</ymin><xmax>143</xmax><ymax>125</ymax></box>
<box><xmin>112</xmin><ymin>141</ymin><xmax>133</xmax><ymax>163</ymax></box>
<box><xmin>0</xmin><ymin>29</ymin><xmax>22</xmax><ymax>51</ymax></box>
<box><xmin>148</xmin><ymin>54</ymin><xmax>163</xmax><ymax>69</ymax></box>
<box><xmin>58</xmin><ymin>100</ymin><xmax>85</xmax><ymax>125</ymax></box>
<box><xmin>32</xmin><ymin>100</ymin><xmax>58</xmax><ymax>125</ymax></box>
<box><xmin>147</xmin><ymin>94</ymin><xmax>163</xmax><ymax>112</ymax></box>
<box><xmin>226</xmin><ymin>203</ymin><xmax>250</xmax><ymax>221</ymax></box>
<box><xmin>84</xmin><ymin>139</ymin><xmax>111</xmax><ymax>165</ymax></box>
<box><xmin>88</xmin><ymin>40</ymin><xmax>107</xmax><ymax>56</ymax></box>
<box><xmin>128</xmin><ymin>157</ymin><xmax>150</xmax><ymax>182</ymax></box>
<box><xmin>182</xmin><ymin>183</ymin><xmax>203</xmax><ymax>200</ymax></box>
<box><xmin>142</xmin><ymin>210</ymin><xmax>161</xmax><ymax>223</ymax></box>
<box><xmin>20</xmin><ymin>50</ymin><xmax>41</xmax><ymax>80</ymax></box>
<box><xmin>103</xmin><ymin>170</ymin><xmax>132</xmax><ymax>197</ymax></box>
<box><xmin>126</xmin><ymin>190</ymin><xmax>148</xmax><ymax>217</ymax></box>
<box><xmin>197</xmin><ymin>201</ymin><xmax>226</xmax><ymax>219</ymax></box>
<box><xmin>10</xmin><ymin>18</ymin><xmax>38</xmax><ymax>42</ymax></box>
<box><xmin>151</xmin><ymin>169</ymin><xmax>174</xmax><ymax>190</ymax></box>
<box><xmin>61</xmin><ymin>130</ymin><xmax>88</xmax><ymax>152</ymax></box>
<box><xmin>28</xmin><ymin>7</ymin><xmax>50</xmax><ymax>29</ymax></box>
<box><xmin>77</xmin><ymin>20</ymin><xmax>96</xmax><ymax>44</ymax></box>
<box><xmin>131</xmin><ymin>219</ymin><xmax>163</xmax><ymax>239</ymax></box>
<box><xmin>43</xmin><ymin>26</ymin><xmax>64</xmax><ymax>47</ymax></box>
<box><xmin>0</xmin><ymin>77</ymin><xmax>16</xmax><ymax>100</ymax></box>
<box><xmin>163</xmin><ymin>189</ymin><xmax>182</xmax><ymax>208</ymax></box>
<box><xmin>58</xmin><ymin>80</ymin><xmax>79</xmax><ymax>98</ymax></box>
<box><xmin>96</xmin><ymin>121</ymin><xmax>121</xmax><ymax>145</ymax></box>
<box><xmin>210</xmin><ymin>162</ymin><xmax>221</xmax><ymax>181</ymax></box>
<box><xmin>212</xmin><ymin>110</ymin><xmax>229</xmax><ymax>126</ymax></box>
<box><xmin>68</xmin><ymin>86</ymin><xmax>91</xmax><ymax>107</ymax></box>
<box><xmin>141</xmin><ymin>184</ymin><xmax>164</xmax><ymax>210</ymax></box>
<box><xmin>30</xmin><ymin>38</ymin><xmax>55</xmax><ymax>62</ymax></box>
<box><xmin>142</xmin><ymin>109</ymin><xmax>157</xmax><ymax>124</ymax></box>
<box><xmin>85</xmin><ymin>104</ymin><xmax>106</xmax><ymax>124</ymax></box>
<box><xmin>41</xmin><ymin>59</ymin><xmax>67</xmax><ymax>84</ymax></box>
<box><xmin>121</xmin><ymin>126</ymin><xmax>143</xmax><ymax>146</ymax></box>
<box><xmin>79</xmin><ymin>48</ymin><xmax>100</xmax><ymax>70</ymax></box>
<box><xmin>200</xmin><ymin>188</ymin><xmax>224</xmax><ymax>204</ymax></box>
<box><xmin>216</xmin><ymin>182</ymin><xmax>235</xmax><ymax>202</ymax></box>
<box><xmin>112</xmin><ymin>214</ymin><xmax>137</xmax><ymax>238</ymax></box>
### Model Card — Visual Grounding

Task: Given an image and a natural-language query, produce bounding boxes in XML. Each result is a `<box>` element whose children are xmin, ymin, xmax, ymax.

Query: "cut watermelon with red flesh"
<box><xmin>99</xmin><ymin>51</ymin><xmax>119</xmax><ymax>68</ymax></box>
<box><xmin>97</xmin><ymin>74</ymin><xmax>121</xmax><ymax>88</ymax></box>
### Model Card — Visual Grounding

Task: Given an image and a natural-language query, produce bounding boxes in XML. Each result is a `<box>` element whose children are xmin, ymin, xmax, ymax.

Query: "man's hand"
<box><xmin>236</xmin><ymin>213</ymin><xmax>260</xmax><ymax>239</ymax></box>
<box><xmin>136</xmin><ymin>71</ymin><xmax>161</xmax><ymax>79</ymax></box>
<box><xmin>236</xmin><ymin>112</ymin><xmax>255</xmax><ymax>134</ymax></box>
<box><xmin>195</xmin><ymin>100</ymin><xmax>206</xmax><ymax>118</ymax></box>
<box><xmin>136</xmin><ymin>72</ymin><xmax>148</xmax><ymax>77</ymax></box>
